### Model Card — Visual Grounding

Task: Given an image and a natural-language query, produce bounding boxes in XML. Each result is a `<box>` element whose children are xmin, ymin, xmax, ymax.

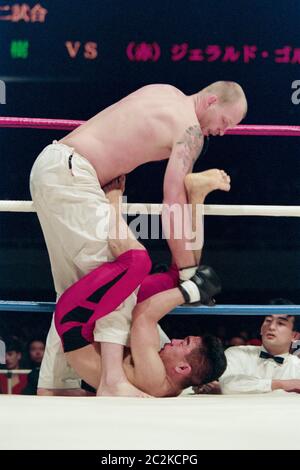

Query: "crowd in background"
<box><xmin>1</xmin><ymin>294</ymin><xmax>299</xmax><ymax>395</ymax></box>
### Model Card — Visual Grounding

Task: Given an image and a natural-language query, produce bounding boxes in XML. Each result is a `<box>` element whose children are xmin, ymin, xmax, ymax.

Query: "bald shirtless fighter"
<box><xmin>30</xmin><ymin>81</ymin><xmax>247</xmax><ymax>396</ymax></box>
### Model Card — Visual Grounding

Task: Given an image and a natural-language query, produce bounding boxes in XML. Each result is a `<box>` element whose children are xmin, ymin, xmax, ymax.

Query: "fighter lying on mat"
<box><xmin>52</xmin><ymin>172</ymin><xmax>228</xmax><ymax>397</ymax></box>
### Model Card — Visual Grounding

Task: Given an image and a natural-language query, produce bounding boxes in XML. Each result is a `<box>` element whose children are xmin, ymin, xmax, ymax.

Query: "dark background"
<box><xmin>1</xmin><ymin>0</ymin><xmax>300</xmax><ymax>321</ymax></box>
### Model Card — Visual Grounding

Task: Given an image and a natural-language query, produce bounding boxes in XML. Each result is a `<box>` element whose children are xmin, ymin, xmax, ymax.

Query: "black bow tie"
<box><xmin>259</xmin><ymin>350</ymin><xmax>285</xmax><ymax>364</ymax></box>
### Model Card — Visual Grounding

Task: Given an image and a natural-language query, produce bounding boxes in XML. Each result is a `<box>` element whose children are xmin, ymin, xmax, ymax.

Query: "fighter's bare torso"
<box><xmin>60</xmin><ymin>84</ymin><xmax>200</xmax><ymax>186</ymax></box>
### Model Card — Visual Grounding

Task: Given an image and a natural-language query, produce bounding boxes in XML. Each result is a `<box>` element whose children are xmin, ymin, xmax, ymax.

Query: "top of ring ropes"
<box><xmin>0</xmin><ymin>117</ymin><xmax>300</xmax><ymax>136</ymax></box>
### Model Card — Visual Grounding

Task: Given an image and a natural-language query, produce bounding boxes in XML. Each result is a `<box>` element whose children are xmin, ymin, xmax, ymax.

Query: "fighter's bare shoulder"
<box><xmin>134</xmin><ymin>83</ymin><xmax>186</xmax><ymax>97</ymax></box>
<box><xmin>141</xmin><ymin>85</ymin><xmax>201</xmax><ymax>136</ymax></box>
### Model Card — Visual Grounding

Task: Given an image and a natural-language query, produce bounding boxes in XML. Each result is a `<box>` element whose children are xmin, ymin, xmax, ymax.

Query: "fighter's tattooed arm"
<box><xmin>175</xmin><ymin>125</ymin><xmax>203</xmax><ymax>173</ymax></box>
<box><xmin>162</xmin><ymin>124</ymin><xmax>203</xmax><ymax>267</ymax></box>
<box><xmin>164</xmin><ymin>124</ymin><xmax>204</xmax><ymax>195</ymax></box>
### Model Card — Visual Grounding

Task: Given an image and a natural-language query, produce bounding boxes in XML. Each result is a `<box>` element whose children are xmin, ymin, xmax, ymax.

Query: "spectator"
<box><xmin>0</xmin><ymin>338</ymin><xmax>28</xmax><ymax>394</ymax></box>
<box><xmin>269</xmin><ymin>298</ymin><xmax>300</xmax><ymax>356</ymax></box>
<box><xmin>228</xmin><ymin>336</ymin><xmax>247</xmax><ymax>347</ymax></box>
<box><xmin>22</xmin><ymin>338</ymin><xmax>45</xmax><ymax>395</ymax></box>
<box><xmin>219</xmin><ymin>314</ymin><xmax>300</xmax><ymax>394</ymax></box>
<box><xmin>27</xmin><ymin>338</ymin><xmax>45</xmax><ymax>367</ymax></box>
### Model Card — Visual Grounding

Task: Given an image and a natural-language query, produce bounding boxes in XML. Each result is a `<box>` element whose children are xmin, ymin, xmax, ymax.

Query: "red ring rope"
<box><xmin>0</xmin><ymin>117</ymin><xmax>300</xmax><ymax>136</ymax></box>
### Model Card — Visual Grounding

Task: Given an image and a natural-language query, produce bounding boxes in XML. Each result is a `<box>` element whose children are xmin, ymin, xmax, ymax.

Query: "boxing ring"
<box><xmin>0</xmin><ymin>117</ymin><xmax>299</xmax><ymax>450</ymax></box>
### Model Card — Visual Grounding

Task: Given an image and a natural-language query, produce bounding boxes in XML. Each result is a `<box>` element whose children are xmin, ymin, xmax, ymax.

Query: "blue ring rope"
<box><xmin>0</xmin><ymin>301</ymin><xmax>299</xmax><ymax>316</ymax></box>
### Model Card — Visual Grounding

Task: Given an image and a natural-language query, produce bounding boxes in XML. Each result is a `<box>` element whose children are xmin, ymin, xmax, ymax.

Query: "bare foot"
<box><xmin>103</xmin><ymin>175</ymin><xmax>126</xmax><ymax>204</ymax></box>
<box><xmin>97</xmin><ymin>380</ymin><xmax>151</xmax><ymax>398</ymax></box>
<box><xmin>185</xmin><ymin>169</ymin><xmax>231</xmax><ymax>202</ymax></box>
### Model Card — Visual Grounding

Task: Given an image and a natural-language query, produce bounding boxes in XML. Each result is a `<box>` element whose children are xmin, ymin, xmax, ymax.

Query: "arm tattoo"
<box><xmin>176</xmin><ymin>125</ymin><xmax>203</xmax><ymax>172</ymax></box>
